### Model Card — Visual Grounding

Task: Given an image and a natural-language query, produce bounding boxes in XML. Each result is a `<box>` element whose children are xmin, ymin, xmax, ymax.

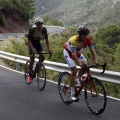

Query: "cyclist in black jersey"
<box><xmin>27</xmin><ymin>17</ymin><xmax>52</xmax><ymax>83</ymax></box>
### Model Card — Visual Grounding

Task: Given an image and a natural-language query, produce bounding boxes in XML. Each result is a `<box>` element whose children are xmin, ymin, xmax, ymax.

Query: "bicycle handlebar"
<box><xmin>35</xmin><ymin>52</ymin><xmax>52</xmax><ymax>59</ymax></box>
<box><xmin>88</xmin><ymin>63</ymin><xmax>106</xmax><ymax>74</ymax></box>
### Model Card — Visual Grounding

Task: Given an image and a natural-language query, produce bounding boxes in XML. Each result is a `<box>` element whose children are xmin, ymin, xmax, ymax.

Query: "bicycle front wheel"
<box><xmin>24</xmin><ymin>61</ymin><xmax>30</xmax><ymax>85</ymax></box>
<box><xmin>84</xmin><ymin>77</ymin><xmax>107</xmax><ymax>115</ymax></box>
<box><xmin>58</xmin><ymin>72</ymin><xmax>73</xmax><ymax>105</ymax></box>
<box><xmin>37</xmin><ymin>63</ymin><xmax>46</xmax><ymax>91</ymax></box>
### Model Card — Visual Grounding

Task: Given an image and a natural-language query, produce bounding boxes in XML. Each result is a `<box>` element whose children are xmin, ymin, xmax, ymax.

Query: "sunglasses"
<box><xmin>81</xmin><ymin>32</ymin><xmax>88</xmax><ymax>35</ymax></box>
<box><xmin>36</xmin><ymin>23</ymin><xmax>43</xmax><ymax>25</ymax></box>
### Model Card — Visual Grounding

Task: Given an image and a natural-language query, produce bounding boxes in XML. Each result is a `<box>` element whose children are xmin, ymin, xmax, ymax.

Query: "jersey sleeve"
<box><xmin>42</xmin><ymin>27</ymin><xmax>48</xmax><ymax>40</ymax></box>
<box><xmin>84</xmin><ymin>37</ymin><xmax>94</xmax><ymax>48</ymax></box>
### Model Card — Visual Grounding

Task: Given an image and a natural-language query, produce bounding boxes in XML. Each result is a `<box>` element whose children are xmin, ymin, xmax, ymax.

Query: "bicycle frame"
<box><xmin>34</xmin><ymin>52</ymin><xmax>51</xmax><ymax>75</ymax></box>
<box><xmin>75</xmin><ymin>68</ymin><xmax>95</xmax><ymax>97</ymax></box>
<box><xmin>62</xmin><ymin>69</ymin><xmax>93</xmax><ymax>94</ymax></box>
<box><xmin>75</xmin><ymin>63</ymin><xmax>106</xmax><ymax>96</ymax></box>
<box><xmin>35</xmin><ymin>52</ymin><xmax>51</xmax><ymax>63</ymax></box>
<box><xmin>58</xmin><ymin>63</ymin><xmax>107</xmax><ymax>114</ymax></box>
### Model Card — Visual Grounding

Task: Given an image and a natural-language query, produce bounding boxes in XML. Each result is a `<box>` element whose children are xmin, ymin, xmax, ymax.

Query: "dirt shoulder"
<box><xmin>0</xmin><ymin>59</ymin><xmax>10</xmax><ymax>67</ymax></box>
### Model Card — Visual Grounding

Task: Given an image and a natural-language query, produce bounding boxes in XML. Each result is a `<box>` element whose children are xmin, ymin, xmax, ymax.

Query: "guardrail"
<box><xmin>0</xmin><ymin>33</ymin><xmax>25</xmax><ymax>41</ymax></box>
<box><xmin>0</xmin><ymin>50</ymin><xmax>120</xmax><ymax>84</ymax></box>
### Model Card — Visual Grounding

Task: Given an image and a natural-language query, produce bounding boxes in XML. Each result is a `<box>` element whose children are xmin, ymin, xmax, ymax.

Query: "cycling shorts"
<box><xmin>63</xmin><ymin>49</ymin><xmax>87</xmax><ymax>68</ymax></box>
<box><xmin>27</xmin><ymin>44</ymin><xmax>43</xmax><ymax>59</ymax></box>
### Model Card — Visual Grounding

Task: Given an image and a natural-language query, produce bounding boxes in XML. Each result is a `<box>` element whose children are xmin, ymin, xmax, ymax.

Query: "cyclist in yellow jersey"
<box><xmin>63</xmin><ymin>25</ymin><xmax>98</xmax><ymax>101</ymax></box>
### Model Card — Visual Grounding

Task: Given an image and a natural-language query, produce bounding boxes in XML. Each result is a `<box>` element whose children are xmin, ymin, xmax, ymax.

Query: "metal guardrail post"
<box><xmin>16</xmin><ymin>62</ymin><xmax>20</xmax><ymax>71</ymax></box>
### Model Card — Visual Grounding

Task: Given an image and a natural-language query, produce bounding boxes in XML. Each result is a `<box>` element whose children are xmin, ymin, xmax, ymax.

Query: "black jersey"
<box><xmin>27</xmin><ymin>27</ymin><xmax>48</xmax><ymax>52</ymax></box>
<box><xmin>28</xmin><ymin>27</ymin><xmax>48</xmax><ymax>40</ymax></box>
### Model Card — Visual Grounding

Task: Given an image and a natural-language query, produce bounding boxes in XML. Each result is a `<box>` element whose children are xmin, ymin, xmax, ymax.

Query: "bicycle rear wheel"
<box><xmin>24</xmin><ymin>61</ymin><xmax>30</xmax><ymax>85</ymax></box>
<box><xmin>58</xmin><ymin>72</ymin><xmax>73</xmax><ymax>105</ymax></box>
<box><xmin>84</xmin><ymin>77</ymin><xmax>107</xmax><ymax>115</ymax></box>
<box><xmin>37</xmin><ymin>63</ymin><xmax>46</xmax><ymax>91</ymax></box>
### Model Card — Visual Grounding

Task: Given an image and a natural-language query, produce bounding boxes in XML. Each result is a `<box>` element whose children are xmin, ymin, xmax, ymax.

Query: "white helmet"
<box><xmin>34</xmin><ymin>17</ymin><xmax>44</xmax><ymax>24</ymax></box>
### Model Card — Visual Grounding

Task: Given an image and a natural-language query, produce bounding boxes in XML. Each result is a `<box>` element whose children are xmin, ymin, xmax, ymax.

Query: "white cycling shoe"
<box><xmin>71</xmin><ymin>94</ymin><xmax>79</xmax><ymax>102</ymax></box>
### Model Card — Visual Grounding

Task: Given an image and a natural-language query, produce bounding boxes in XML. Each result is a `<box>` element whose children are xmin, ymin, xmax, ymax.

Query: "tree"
<box><xmin>43</xmin><ymin>15</ymin><xmax>50</xmax><ymax>23</ymax></box>
<box><xmin>0</xmin><ymin>0</ymin><xmax>35</xmax><ymax>19</ymax></box>
<box><xmin>94</xmin><ymin>24</ymin><xmax>120</xmax><ymax>48</ymax></box>
<box><xmin>114</xmin><ymin>43</ymin><xmax>120</xmax><ymax>71</ymax></box>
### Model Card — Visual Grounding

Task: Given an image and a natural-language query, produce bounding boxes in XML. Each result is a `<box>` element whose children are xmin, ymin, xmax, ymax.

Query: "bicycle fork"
<box><xmin>89</xmin><ymin>78</ymin><xmax>98</xmax><ymax>97</ymax></box>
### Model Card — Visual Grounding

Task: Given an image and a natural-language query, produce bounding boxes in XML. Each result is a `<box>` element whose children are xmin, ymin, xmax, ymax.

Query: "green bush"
<box><xmin>0</xmin><ymin>37</ymin><xmax>28</xmax><ymax>69</ymax></box>
<box><xmin>0</xmin><ymin>16</ymin><xmax>7</xmax><ymax>27</ymax></box>
<box><xmin>0</xmin><ymin>0</ymin><xmax>35</xmax><ymax>19</ymax></box>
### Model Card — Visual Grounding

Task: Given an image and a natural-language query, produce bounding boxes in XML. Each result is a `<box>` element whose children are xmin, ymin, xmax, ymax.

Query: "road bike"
<box><xmin>58</xmin><ymin>63</ymin><xmax>107</xmax><ymax>115</ymax></box>
<box><xmin>24</xmin><ymin>52</ymin><xmax>51</xmax><ymax>91</ymax></box>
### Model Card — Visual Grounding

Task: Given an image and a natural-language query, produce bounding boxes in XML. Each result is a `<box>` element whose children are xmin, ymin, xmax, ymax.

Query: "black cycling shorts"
<box><xmin>27</xmin><ymin>44</ymin><xmax>43</xmax><ymax>59</ymax></box>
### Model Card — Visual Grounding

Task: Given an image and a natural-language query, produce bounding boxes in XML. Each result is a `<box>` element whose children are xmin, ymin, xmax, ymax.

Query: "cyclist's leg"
<box><xmin>28</xmin><ymin>45</ymin><xmax>35</xmax><ymax>83</ymax></box>
<box><xmin>40</xmin><ymin>54</ymin><xmax>45</xmax><ymax>63</ymax></box>
<box><xmin>33</xmin><ymin>45</ymin><xmax>45</xmax><ymax>75</ymax></box>
<box><xmin>35</xmin><ymin>44</ymin><xmax>45</xmax><ymax>62</ymax></box>
<box><xmin>29</xmin><ymin>56</ymin><xmax>34</xmax><ymax>74</ymax></box>
<box><xmin>35</xmin><ymin>44</ymin><xmax>46</xmax><ymax>91</ymax></box>
<box><xmin>78</xmin><ymin>53</ymin><xmax>87</xmax><ymax>77</ymax></box>
<box><xmin>63</xmin><ymin>49</ymin><xmax>79</xmax><ymax>101</ymax></box>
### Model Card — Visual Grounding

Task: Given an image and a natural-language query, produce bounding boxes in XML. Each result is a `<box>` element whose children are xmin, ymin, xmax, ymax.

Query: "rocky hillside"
<box><xmin>0</xmin><ymin>9</ymin><xmax>29</xmax><ymax>33</ymax></box>
<box><xmin>35</xmin><ymin>0</ymin><xmax>120</xmax><ymax>29</ymax></box>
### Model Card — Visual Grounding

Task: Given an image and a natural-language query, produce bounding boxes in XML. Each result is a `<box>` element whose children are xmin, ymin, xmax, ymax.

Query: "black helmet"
<box><xmin>77</xmin><ymin>25</ymin><xmax>90</xmax><ymax>34</ymax></box>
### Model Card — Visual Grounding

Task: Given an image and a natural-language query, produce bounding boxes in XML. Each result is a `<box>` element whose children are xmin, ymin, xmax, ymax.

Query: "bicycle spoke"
<box><xmin>37</xmin><ymin>64</ymin><xmax>46</xmax><ymax>91</ymax></box>
<box><xmin>24</xmin><ymin>61</ymin><xmax>30</xmax><ymax>85</ymax></box>
<box><xmin>58</xmin><ymin>72</ymin><xmax>73</xmax><ymax>104</ymax></box>
<box><xmin>84</xmin><ymin>77</ymin><xmax>107</xmax><ymax>115</ymax></box>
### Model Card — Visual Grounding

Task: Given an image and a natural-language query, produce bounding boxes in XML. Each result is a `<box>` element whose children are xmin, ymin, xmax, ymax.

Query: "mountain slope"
<box><xmin>0</xmin><ymin>9</ymin><xmax>29</xmax><ymax>33</ymax></box>
<box><xmin>35</xmin><ymin>0</ymin><xmax>120</xmax><ymax>29</ymax></box>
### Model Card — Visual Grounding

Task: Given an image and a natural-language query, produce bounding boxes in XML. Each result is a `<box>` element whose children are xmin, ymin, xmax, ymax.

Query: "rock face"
<box><xmin>0</xmin><ymin>8</ymin><xmax>29</xmax><ymax>33</ymax></box>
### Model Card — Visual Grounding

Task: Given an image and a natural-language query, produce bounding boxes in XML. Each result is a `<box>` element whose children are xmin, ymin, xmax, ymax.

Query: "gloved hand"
<box><xmin>48</xmin><ymin>49</ymin><xmax>53</xmax><ymax>59</ymax></box>
<box><xmin>93</xmin><ymin>62</ymin><xmax>100</xmax><ymax>66</ymax></box>
<box><xmin>81</xmin><ymin>64</ymin><xmax>88</xmax><ymax>69</ymax></box>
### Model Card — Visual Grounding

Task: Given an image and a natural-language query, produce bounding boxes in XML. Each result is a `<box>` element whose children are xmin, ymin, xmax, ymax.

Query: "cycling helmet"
<box><xmin>34</xmin><ymin>17</ymin><xmax>44</xmax><ymax>24</ymax></box>
<box><xmin>77</xmin><ymin>25</ymin><xmax>90</xmax><ymax>34</ymax></box>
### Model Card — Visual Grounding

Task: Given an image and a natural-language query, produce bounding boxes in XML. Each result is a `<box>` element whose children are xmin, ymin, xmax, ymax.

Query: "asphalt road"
<box><xmin>0</xmin><ymin>66</ymin><xmax>120</xmax><ymax>120</ymax></box>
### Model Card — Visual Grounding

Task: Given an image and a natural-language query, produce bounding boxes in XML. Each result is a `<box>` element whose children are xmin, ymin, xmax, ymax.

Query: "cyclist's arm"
<box><xmin>43</xmin><ymin>27</ymin><xmax>52</xmax><ymax>52</ymax></box>
<box><xmin>89</xmin><ymin>47</ymin><xmax>98</xmax><ymax>64</ymax></box>
<box><xmin>28</xmin><ymin>40</ymin><xmax>34</xmax><ymax>53</ymax></box>
<box><xmin>72</xmin><ymin>50</ymin><xmax>82</xmax><ymax>66</ymax></box>
<box><xmin>87</xmin><ymin>37</ymin><xmax>98</xmax><ymax>64</ymax></box>
<box><xmin>27</xmin><ymin>28</ymin><xmax>35</xmax><ymax>53</ymax></box>
<box><xmin>46</xmin><ymin>38</ymin><xmax>51</xmax><ymax>52</ymax></box>
<box><xmin>69</xmin><ymin>39</ymin><xmax>82</xmax><ymax>66</ymax></box>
